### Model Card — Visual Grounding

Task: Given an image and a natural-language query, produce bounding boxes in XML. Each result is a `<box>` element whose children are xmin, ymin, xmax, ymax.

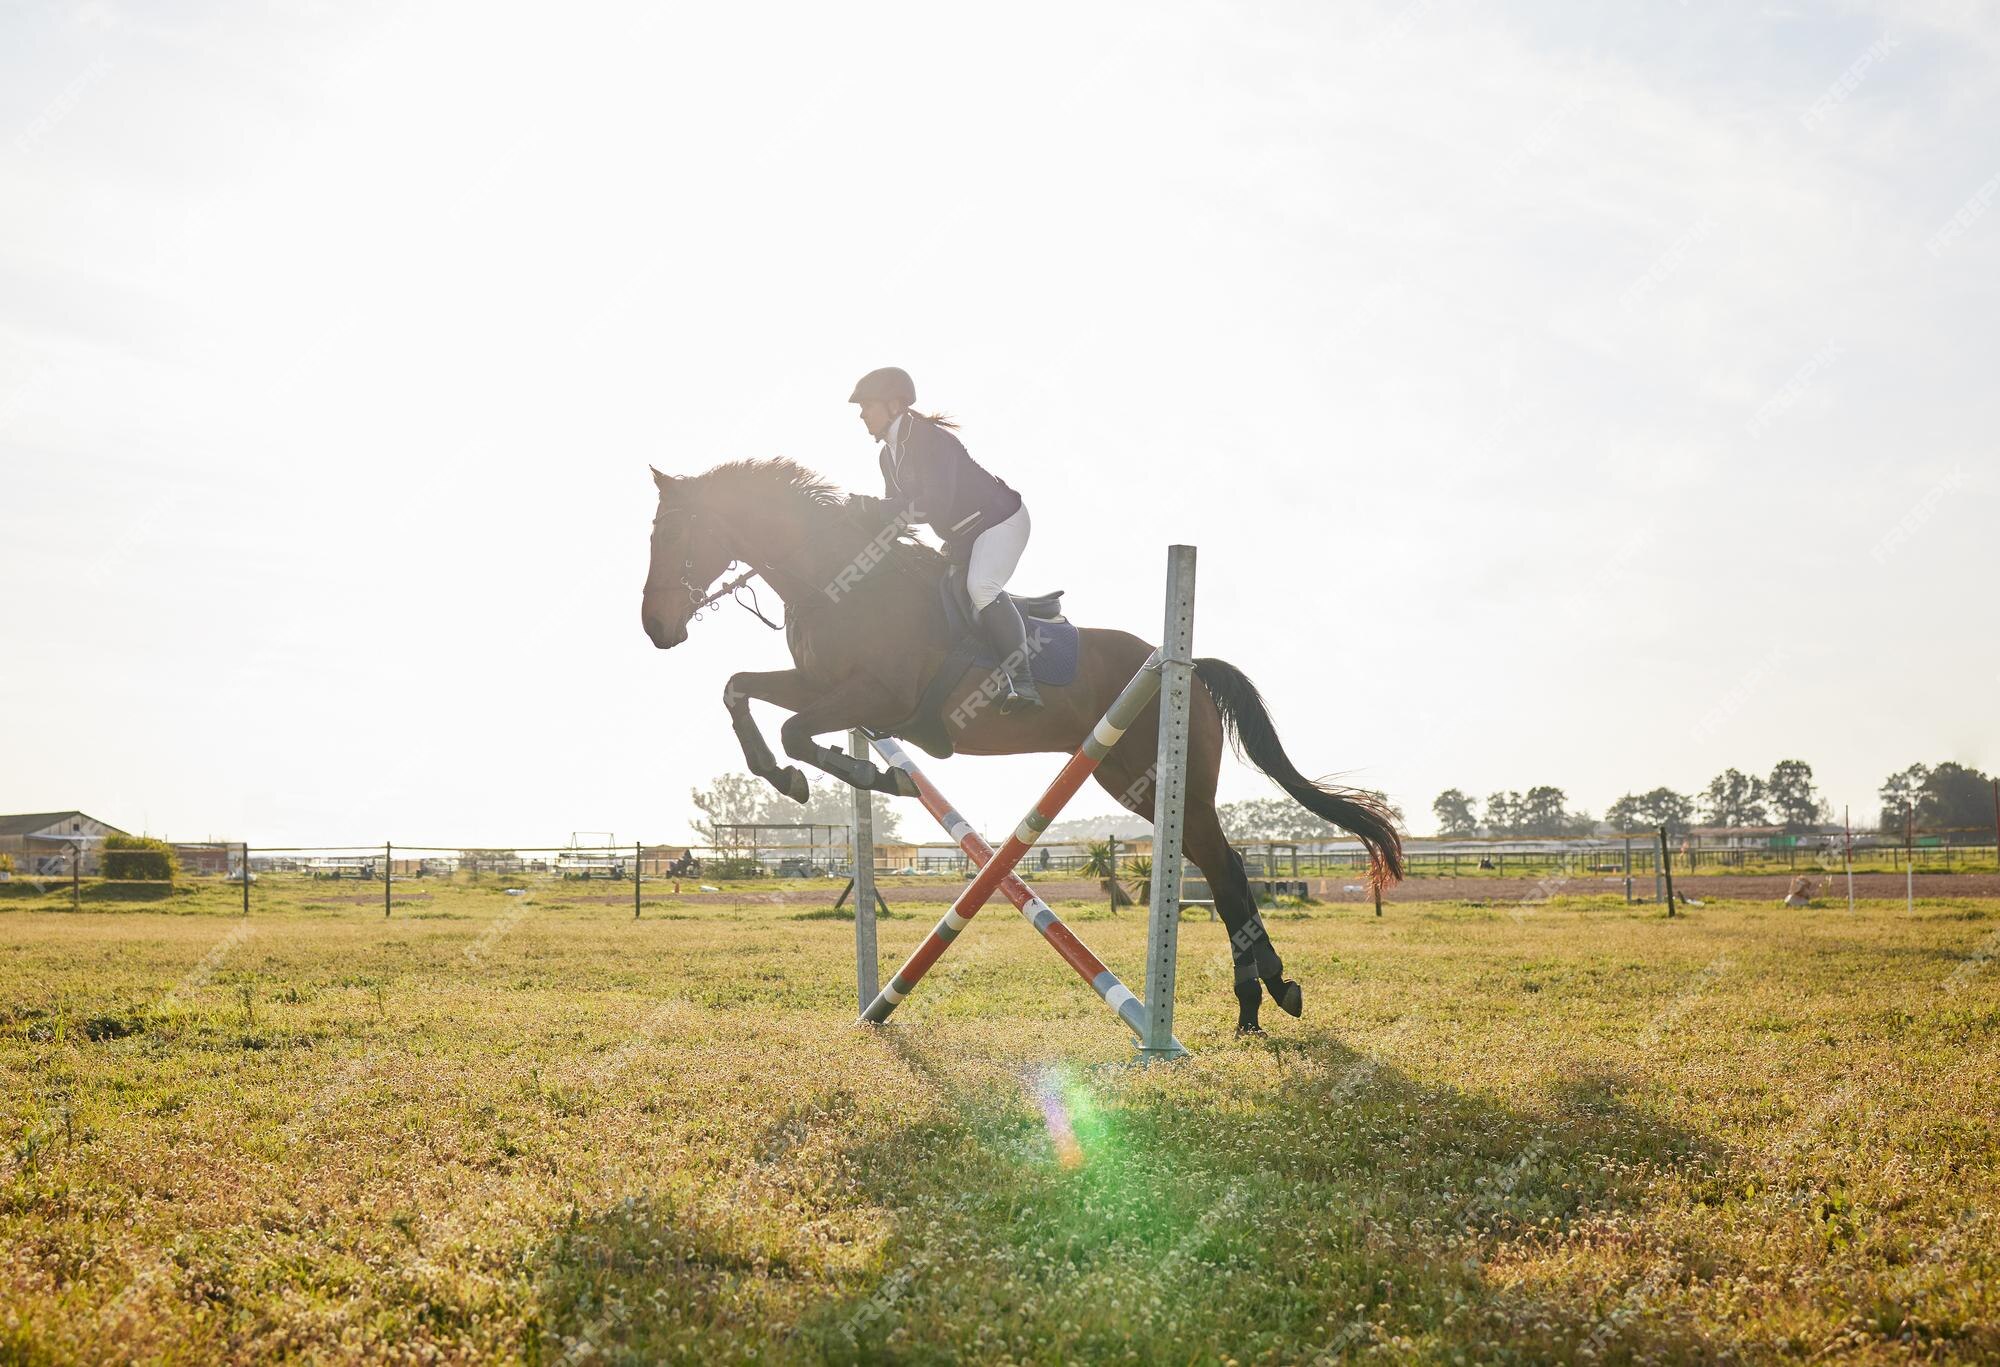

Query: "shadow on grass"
<box><xmin>527</xmin><ymin>1027</ymin><xmax>1740</xmax><ymax>1363</ymax></box>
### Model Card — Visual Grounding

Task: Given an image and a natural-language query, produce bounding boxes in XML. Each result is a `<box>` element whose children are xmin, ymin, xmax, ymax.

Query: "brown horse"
<box><xmin>640</xmin><ymin>458</ymin><xmax>1402</xmax><ymax>1033</ymax></box>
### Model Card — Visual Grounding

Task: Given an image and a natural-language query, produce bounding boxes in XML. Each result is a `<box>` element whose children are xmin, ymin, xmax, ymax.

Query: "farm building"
<box><xmin>171</xmin><ymin>843</ymin><xmax>239</xmax><ymax>875</ymax></box>
<box><xmin>0</xmin><ymin>811</ymin><xmax>128</xmax><ymax>876</ymax></box>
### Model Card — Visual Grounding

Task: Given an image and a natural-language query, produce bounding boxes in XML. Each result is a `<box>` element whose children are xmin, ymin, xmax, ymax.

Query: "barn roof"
<box><xmin>0</xmin><ymin>811</ymin><xmax>122</xmax><ymax>837</ymax></box>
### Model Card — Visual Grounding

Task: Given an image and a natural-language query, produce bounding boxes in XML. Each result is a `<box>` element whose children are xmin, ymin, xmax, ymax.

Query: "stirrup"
<box><xmin>1000</xmin><ymin>680</ymin><xmax>1043</xmax><ymax>715</ymax></box>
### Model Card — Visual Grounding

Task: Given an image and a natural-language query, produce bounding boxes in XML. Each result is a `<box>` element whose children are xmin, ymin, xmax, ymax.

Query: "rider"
<box><xmin>849</xmin><ymin>366</ymin><xmax>1041</xmax><ymax>714</ymax></box>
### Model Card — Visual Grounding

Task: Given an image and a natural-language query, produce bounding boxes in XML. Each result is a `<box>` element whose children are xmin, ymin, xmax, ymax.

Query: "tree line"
<box><xmin>681</xmin><ymin>757</ymin><xmax>1995</xmax><ymax>849</ymax></box>
<box><xmin>1428</xmin><ymin>759</ymin><xmax>1996</xmax><ymax>840</ymax></box>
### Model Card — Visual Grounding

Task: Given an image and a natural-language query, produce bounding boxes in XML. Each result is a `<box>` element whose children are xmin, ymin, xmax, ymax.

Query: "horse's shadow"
<box><xmin>529</xmin><ymin>1025</ymin><xmax>1740</xmax><ymax>1363</ymax></box>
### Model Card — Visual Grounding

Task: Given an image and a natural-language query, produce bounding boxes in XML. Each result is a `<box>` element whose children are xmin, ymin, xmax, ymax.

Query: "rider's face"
<box><xmin>857</xmin><ymin>399</ymin><xmax>897</xmax><ymax>440</ymax></box>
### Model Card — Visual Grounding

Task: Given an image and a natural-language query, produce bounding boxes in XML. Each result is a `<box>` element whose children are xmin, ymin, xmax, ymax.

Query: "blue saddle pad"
<box><xmin>939</xmin><ymin>574</ymin><xmax>1080</xmax><ymax>688</ymax></box>
<box><xmin>980</xmin><ymin>613</ymin><xmax>1080</xmax><ymax>687</ymax></box>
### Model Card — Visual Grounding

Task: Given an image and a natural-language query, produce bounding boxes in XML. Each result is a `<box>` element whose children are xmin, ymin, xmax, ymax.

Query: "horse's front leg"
<box><xmin>722</xmin><ymin>669</ymin><xmax>821</xmax><ymax>804</ymax></box>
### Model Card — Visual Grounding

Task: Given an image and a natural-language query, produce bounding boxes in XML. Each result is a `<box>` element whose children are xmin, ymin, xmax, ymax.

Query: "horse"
<box><xmin>640</xmin><ymin>458</ymin><xmax>1403</xmax><ymax>1033</ymax></box>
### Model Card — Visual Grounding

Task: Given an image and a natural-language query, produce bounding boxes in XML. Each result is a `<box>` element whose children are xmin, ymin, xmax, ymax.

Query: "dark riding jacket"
<box><xmin>879</xmin><ymin>413</ymin><xmax>1023</xmax><ymax>559</ymax></box>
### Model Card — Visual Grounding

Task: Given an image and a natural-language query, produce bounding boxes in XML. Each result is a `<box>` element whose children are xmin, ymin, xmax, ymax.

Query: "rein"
<box><xmin>687</xmin><ymin>564</ymin><xmax>784</xmax><ymax>631</ymax></box>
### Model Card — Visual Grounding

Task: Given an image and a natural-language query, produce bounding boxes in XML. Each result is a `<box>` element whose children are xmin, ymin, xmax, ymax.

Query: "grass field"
<box><xmin>2</xmin><ymin>876</ymin><xmax>1997</xmax><ymax>1364</ymax></box>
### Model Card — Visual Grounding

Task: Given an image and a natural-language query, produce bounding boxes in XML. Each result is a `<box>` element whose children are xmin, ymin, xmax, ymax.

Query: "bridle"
<box><xmin>663</xmin><ymin>503</ymin><xmax>785</xmax><ymax>632</ymax></box>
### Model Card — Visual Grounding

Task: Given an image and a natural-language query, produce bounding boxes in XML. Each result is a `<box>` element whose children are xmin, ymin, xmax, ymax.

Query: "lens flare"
<box><xmin>1030</xmin><ymin>1067</ymin><xmax>1091</xmax><ymax>1168</ymax></box>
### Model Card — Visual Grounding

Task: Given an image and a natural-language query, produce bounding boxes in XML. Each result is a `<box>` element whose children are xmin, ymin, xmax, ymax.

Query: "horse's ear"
<box><xmin>650</xmin><ymin>465</ymin><xmax>674</xmax><ymax>490</ymax></box>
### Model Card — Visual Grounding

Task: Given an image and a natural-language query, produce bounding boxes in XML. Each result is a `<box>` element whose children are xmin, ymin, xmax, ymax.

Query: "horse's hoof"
<box><xmin>779</xmin><ymin>766</ymin><xmax>810</xmax><ymax>805</ymax></box>
<box><xmin>1234</xmin><ymin>979</ymin><xmax>1263</xmax><ymax>1034</ymax></box>
<box><xmin>885</xmin><ymin>765</ymin><xmax>921</xmax><ymax>799</ymax></box>
<box><xmin>1270</xmin><ymin>978</ymin><xmax>1303</xmax><ymax>1018</ymax></box>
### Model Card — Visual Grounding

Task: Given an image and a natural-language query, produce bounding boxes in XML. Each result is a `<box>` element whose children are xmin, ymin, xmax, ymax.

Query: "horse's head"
<box><xmin>640</xmin><ymin>466</ymin><xmax>735</xmax><ymax>649</ymax></box>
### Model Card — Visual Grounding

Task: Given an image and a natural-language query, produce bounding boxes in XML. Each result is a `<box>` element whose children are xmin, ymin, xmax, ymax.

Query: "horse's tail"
<box><xmin>1194</xmin><ymin>657</ymin><xmax>1405</xmax><ymax>885</ymax></box>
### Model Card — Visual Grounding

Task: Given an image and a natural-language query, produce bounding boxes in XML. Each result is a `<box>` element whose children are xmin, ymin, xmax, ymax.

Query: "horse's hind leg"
<box><xmin>1182</xmin><ymin>803</ymin><xmax>1298</xmax><ymax>1033</ymax></box>
<box><xmin>1090</xmin><ymin>758</ymin><xmax>1298</xmax><ymax>1035</ymax></box>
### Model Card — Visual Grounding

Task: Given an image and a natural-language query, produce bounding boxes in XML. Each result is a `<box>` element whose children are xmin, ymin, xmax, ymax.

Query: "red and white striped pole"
<box><xmin>868</xmin><ymin>733</ymin><xmax>1183</xmax><ymax>1052</ymax></box>
<box><xmin>857</xmin><ymin>651</ymin><xmax>1163</xmax><ymax>1026</ymax></box>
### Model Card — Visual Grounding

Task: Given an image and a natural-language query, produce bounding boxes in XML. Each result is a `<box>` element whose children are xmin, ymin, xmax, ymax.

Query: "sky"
<box><xmin>2</xmin><ymin>0</ymin><xmax>1996</xmax><ymax>849</ymax></box>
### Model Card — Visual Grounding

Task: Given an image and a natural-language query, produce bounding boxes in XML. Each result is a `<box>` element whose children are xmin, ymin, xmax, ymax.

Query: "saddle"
<box><xmin>866</xmin><ymin>568</ymin><xmax>1081</xmax><ymax>759</ymax></box>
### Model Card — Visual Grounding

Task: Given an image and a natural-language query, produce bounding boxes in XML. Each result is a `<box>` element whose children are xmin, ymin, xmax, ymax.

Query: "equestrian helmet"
<box><xmin>848</xmin><ymin>366</ymin><xmax>915</xmax><ymax>407</ymax></box>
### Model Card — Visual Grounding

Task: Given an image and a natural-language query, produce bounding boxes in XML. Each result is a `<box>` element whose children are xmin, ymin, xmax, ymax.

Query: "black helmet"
<box><xmin>848</xmin><ymin>366</ymin><xmax>915</xmax><ymax>407</ymax></box>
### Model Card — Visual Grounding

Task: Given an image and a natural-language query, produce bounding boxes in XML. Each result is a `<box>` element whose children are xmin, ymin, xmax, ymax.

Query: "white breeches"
<box><xmin>965</xmin><ymin>503</ymin><xmax>1031</xmax><ymax>612</ymax></box>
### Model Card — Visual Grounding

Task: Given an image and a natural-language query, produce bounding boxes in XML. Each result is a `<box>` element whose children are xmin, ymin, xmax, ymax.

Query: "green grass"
<box><xmin>2</xmin><ymin>878</ymin><xmax>1996</xmax><ymax>1363</ymax></box>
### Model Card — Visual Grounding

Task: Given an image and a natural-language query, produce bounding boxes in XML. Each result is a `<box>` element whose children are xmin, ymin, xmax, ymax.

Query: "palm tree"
<box><xmin>1124</xmin><ymin>856</ymin><xmax>1153</xmax><ymax>906</ymax></box>
<box><xmin>1082</xmin><ymin>840</ymin><xmax>1133</xmax><ymax>909</ymax></box>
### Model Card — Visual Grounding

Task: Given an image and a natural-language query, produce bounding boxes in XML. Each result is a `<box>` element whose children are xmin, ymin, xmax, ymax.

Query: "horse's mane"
<box><xmin>692</xmin><ymin>457</ymin><xmax>948</xmax><ymax>582</ymax></box>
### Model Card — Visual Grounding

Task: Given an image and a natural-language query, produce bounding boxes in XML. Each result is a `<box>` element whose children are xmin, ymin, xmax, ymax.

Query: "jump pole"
<box><xmin>849</xmin><ymin>727</ymin><xmax>879</xmax><ymax>1014</ymax></box>
<box><xmin>857</xmin><ymin>649</ymin><xmax>1163</xmax><ymax>1025</ymax></box>
<box><xmin>1140</xmin><ymin>544</ymin><xmax>1197</xmax><ymax>1059</ymax></box>
<box><xmin>868</xmin><ymin>734</ymin><xmax>1183</xmax><ymax>1056</ymax></box>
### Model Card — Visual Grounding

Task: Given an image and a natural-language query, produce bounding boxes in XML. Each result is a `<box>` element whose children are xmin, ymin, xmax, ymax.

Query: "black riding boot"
<box><xmin>976</xmin><ymin>597</ymin><xmax>1043</xmax><ymax>714</ymax></box>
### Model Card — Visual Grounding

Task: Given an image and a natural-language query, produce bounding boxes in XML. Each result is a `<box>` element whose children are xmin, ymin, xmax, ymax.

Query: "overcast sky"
<box><xmin>3</xmin><ymin>1</ymin><xmax>1995</xmax><ymax>848</ymax></box>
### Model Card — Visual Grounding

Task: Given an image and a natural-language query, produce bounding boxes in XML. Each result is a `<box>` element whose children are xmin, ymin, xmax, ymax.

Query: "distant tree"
<box><xmin>1916</xmin><ymin>762</ymin><xmax>1995</xmax><ymax>831</ymax></box>
<box><xmin>1607</xmin><ymin>788</ymin><xmax>1694</xmax><ymax>836</ymax></box>
<box><xmin>1520</xmin><ymin>786</ymin><xmax>1571</xmax><ymax>837</ymax></box>
<box><xmin>691</xmin><ymin>772</ymin><xmax>901</xmax><ymax>848</ymax></box>
<box><xmin>1642</xmin><ymin>787</ymin><xmax>1696</xmax><ymax>837</ymax></box>
<box><xmin>759</xmin><ymin>778</ymin><xmax>902</xmax><ymax>841</ymax></box>
<box><xmin>1432</xmin><ymin>789</ymin><xmax>1480</xmax><ymax>838</ymax></box>
<box><xmin>1877</xmin><ymin>763</ymin><xmax>1929</xmax><ymax>832</ymax></box>
<box><xmin>1043</xmin><ymin>812</ymin><xmax>1152</xmax><ymax>842</ymax></box>
<box><xmin>1484</xmin><ymin>790</ymin><xmax>1524</xmax><ymax>837</ymax></box>
<box><xmin>690</xmin><ymin>774</ymin><xmax>767</xmax><ymax>844</ymax></box>
<box><xmin>1766</xmin><ymin>759</ymin><xmax>1824</xmax><ymax>832</ymax></box>
<box><xmin>1700</xmin><ymin>769</ymin><xmax>1770</xmax><ymax>827</ymax></box>
<box><xmin>1564</xmin><ymin>809</ymin><xmax>1600</xmax><ymax>836</ymax></box>
<box><xmin>1218</xmin><ymin>797</ymin><xmax>1336</xmax><ymax>841</ymax></box>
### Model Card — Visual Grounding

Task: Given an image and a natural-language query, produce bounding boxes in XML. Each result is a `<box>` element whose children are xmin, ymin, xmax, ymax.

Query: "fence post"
<box><xmin>242</xmin><ymin>842</ymin><xmax>251</xmax><ymax>916</ymax></box>
<box><xmin>634</xmin><ymin>841</ymin><xmax>642</xmax><ymax>919</ymax></box>
<box><xmin>71</xmin><ymin>840</ymin><xmax>80</xmax><ymax>911</ymax></box>
<box><xmin>1843</xmin><ymin>807</ymin><xmax>1854</xmax><ymax>914</ymax></box>
<box><xmin>1658</xmin><ymin>826</ymin><xmax>1676</xmax><ymax>916</ymax></box>
<box><xmin>1141</xmin><ymin>545</ymin><xmax>1197</xmax><ymax>1060</ymax></box>
<box><xmin>1622</xmin><ymin>835</ymin><xmax>1633</xmax><ymax>903</ymax></box>
<box><xmin>850</xmin><ymin>728</ymin><xmax>879</xmax><ymax>1015</ymax></box>
<box><xmin>384</xmin><ymin>842</ymin><xmax>392</xmax><ymax>918</ymax></box>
